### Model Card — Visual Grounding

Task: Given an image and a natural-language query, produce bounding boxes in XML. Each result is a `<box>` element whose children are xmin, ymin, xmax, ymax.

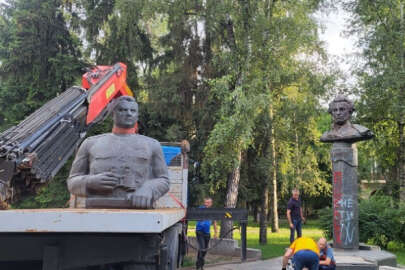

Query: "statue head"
<box><xmin>328</xmin><ymin>95</ymin><xmax>354</xmax><ymax>126</ymax></box>
<box><xmin>111</xmin><ymin>96</ymin><xmax>138</xmax><ymax>129</ymax></box>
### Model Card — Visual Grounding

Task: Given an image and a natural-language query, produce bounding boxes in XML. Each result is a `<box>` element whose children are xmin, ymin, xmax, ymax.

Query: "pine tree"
<box><xmin>0</xmin><ymin>0</ymin><xmax>83</xmax><ymax>128</ymax></box>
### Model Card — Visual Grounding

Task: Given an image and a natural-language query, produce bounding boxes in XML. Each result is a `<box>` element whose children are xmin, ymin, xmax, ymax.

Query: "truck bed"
<box><xmin>0</xmin><ymin>208</ymin><xmax>185</xmax><ymax>233</ymax></box>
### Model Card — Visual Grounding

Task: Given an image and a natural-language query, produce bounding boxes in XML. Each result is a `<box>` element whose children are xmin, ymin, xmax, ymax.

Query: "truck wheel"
<box><xmin>163</xmin><ymin>224</ymin><xmax>181</xmax><ymax>270</ymax></box>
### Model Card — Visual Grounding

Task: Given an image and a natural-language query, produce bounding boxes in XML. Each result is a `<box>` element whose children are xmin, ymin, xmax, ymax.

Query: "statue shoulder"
<box><xmin>320</xmin><ymin>130</ymin><xmax>335</xmax><ymax>142</ymax></box>
<box><xmin>86</xmin><ymin>133</ymin><xmax>112</xmax><ymax>140</ymax></box>
<box><xmin>80</xmin><ymin>133</ymin><xmax>112</xmax><ymax>147</ymax></box>
<box><xmin>352</xmin><ymin>124</ymin><xmax>374</xmax><ymax>139</ymax></box>
<box><xmin>352</xmin><ymin>124</ymin><xmax>369</xmax><ymax>133</ymax></box>
<box><xmin>320</xmin><ymin>123</ymin><xmax>374</xmax><ymax>143</ymax></box>
<box><xmin>136</xmin><ymin>134</ymin><xmax>160</xmax><ymax>145</ymax></box>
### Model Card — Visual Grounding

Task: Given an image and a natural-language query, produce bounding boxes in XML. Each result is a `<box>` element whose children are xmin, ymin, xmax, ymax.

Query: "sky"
<box><xmin>315</xmin><ymin>6</ymin><xmax>361</xmax><ymax>100</ymax></box>
<box><xmin>317</xmin><ymin>7</ymin><xmax>358</xmax><ymax>64</ymax></box>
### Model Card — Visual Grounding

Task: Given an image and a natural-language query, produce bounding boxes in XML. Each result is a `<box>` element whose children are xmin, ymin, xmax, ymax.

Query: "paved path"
<box><xmin>205</xmin><ymin>257</ymin><xmax>282</xmax><ymax>270</ymax></box>
<box><xmin>204</xmin><ymin>254</ymin><xmax>404</xmax><ymax>270</ymax></box>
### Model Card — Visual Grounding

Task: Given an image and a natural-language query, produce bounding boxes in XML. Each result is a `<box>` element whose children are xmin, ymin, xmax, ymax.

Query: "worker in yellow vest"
<box><xmin>282</xmin><ymin>237</ymin><xmax>320</xmax><ymax>270</ymax></box>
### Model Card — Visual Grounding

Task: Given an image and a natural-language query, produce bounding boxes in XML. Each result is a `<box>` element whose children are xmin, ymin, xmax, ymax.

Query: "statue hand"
<box><xmin>86</xmin><ymin>172</ymin><xmax>120</xmax><ymax>194</ymax></box>
<box><xmin>132</xmin><ymin>186</ymin><xmax>153</xmax><ymax>209</ymax></box>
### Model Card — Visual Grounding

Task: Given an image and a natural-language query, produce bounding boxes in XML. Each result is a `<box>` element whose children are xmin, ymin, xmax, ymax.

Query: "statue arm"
<box><xmin>67</xmin><ymin>139</ymin><xmax>91</xmax><ymax>196</ymax></box>
<box><xmin>139</xmin><ymin>140</ymin><xmax>170</xmax><ymax>201</ymax></box>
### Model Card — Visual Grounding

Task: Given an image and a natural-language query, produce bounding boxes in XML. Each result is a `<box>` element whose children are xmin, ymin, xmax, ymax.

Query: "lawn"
<box><xmin>187</xmin><ymin>219</ymin><xmax>324</xmax><ymax>259</ymax></box>
<box><xmin>187</xmin><ymin>219</ymin><xmax>405</xmax><ymax>264</ymax></box>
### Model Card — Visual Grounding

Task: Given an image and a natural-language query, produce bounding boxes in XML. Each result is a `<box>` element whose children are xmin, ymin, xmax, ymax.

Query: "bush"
<box><xmin>359</xmin><ymin>196</ymin><xmax>405</xmax><ymax>248</ymax></box>
<box><xmin>317</xmin><ymin>207</ymin><xmax>333</xmax><ymax>239</ymax></box>
<box><xmin>318</xmin><ymin>196</ymin><xmax>405</xmax><ymax>248</ymax></box>
<box><xmin>387</xmin><ymin>241</ymin><xmax>405</xmax><ymax>252</ymax></box>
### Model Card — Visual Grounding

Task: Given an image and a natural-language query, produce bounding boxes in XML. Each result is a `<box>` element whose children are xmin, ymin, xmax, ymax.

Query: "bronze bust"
<box><xmin>320</xmin><ymin>95</ymin><xmax>374</xmax><ymax>143</ymax></box>
<box><xmin>67</xmin><ymin>96</ymin><xmax>170</xmax><ymax>209</ymax></box>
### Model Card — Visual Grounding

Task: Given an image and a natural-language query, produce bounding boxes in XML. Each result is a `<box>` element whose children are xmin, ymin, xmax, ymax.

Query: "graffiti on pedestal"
<box><xmin>333</xmin><ymin>171</ymin><xmax>355</xmax><ymax>246</ymax></box>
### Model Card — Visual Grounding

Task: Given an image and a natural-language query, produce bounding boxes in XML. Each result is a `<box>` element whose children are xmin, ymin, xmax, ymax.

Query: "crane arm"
<box><xmin>0</xmin><ymin>63</ymin><xmax>133</xmax><ymax>206</ymax></box>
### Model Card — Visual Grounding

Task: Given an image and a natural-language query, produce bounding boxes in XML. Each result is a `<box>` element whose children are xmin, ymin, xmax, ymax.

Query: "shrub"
<box><xmin>317</xmin><ymin>207</ymin><xmax>333</xmax><ymax>239</ymax></box>
<box><xmin>318</xmin><ymin>196</ymin><xmax>405</xmax><ymax>248</ymax></box>
<box><xmin>359</xmin><ymin>196</ymin><xmax>405</xmax><ymax>248</ymax></box>
<box><xmin>387</xmin><ymin>241</ymin><xmax>405</xmax><ymax>252</ymax></box>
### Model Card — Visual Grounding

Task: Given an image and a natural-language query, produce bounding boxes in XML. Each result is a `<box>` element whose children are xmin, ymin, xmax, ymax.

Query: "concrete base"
<box><xmin>334</xmin><ymin>245</ymin><xmax>397</xmax><ymax>270</ymax></box>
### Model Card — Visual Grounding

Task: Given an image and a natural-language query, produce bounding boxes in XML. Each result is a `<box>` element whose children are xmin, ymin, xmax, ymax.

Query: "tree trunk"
<box><xmin>399</xmin><ymin>2</ymin><xmax>405</xmax><ymax>203</ymax></box>
<box><xmin>220</xmin><ymin>150</ymin><xmax>242</xmax><ymax>239</ymax></box>
<box><xmin>259</xmin><ymin>184</ymin><xmax>269</xmax><ymax>244</ymax></box>
<box><xmin>295</xmin><ymin>126</ymin><xmax>301</xmax><ymax>185</ymax></box>
<box><xmin>267</xmin><ymin>195</ymin><xmax>272</xmax><ymax>221</ymax></box>
<box><xmin>399</xmin><ymin>121</ymin><xmax>405</xmax><ymax>202</ymax></box>
<box><xmin>270</xmin><ymin>104</ymin><xmax>279</xmax><ymax>232</ymax></box>
<box><xmin>253</xmin><ymin>203</ymin><xmax>259</xmax><ymax>223</ymax></box>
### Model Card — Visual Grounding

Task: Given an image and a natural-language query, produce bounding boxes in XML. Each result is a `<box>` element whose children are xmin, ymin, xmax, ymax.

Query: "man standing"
<box><xmin>318</xmin><ymin>238</ymin><xmax>336</xmax><ymax>270</ymax></box>
<box><xmin>195</xmin><ymin>197</ymin><xmax>218</xmax><ymax>270</ymax></box>
<box><xmin>287</xmin><ymin>188</ymin><xmax>305</xmax><ymax>243</ymax></box>
<box><xmin>282</xmin><ymin>237</ymin><xmax>319</xmax><ymax>270</ymax></box>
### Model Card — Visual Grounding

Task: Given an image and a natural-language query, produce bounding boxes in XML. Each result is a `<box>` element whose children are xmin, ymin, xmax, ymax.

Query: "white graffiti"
<box><xmin>335</xmin><ymin>197</ymin><xmax>354</xmax><ymax>209</ymax></box>
<box><xmin>340</xmin><ymin>216</ymin><xmax>355</xmax><ymax>245</ymax></box>
<box><xmin>335</xmin><ymin>195</ymin><xmax>355</xmax><ymax>245</ymax></box>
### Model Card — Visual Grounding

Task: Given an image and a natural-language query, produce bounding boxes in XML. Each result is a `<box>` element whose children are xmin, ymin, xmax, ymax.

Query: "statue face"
<box><xmin>331</xmin><ymin>102</ymin><xmax>351</xmax><ymax>126</ymax></box>
<box><xmin>113</xmin><ymin>99</ymin><xmax>138</xmax><ymax>129</ymax></box>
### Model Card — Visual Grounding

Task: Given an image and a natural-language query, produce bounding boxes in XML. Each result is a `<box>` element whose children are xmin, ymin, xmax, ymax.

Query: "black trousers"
<box><xmin>196</xmin><ymin>231</ymin><xmax>210</xmax><ymax>268</ymax></box>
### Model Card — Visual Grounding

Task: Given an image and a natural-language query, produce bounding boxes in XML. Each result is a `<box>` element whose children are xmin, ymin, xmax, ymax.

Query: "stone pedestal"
<box><xmin>331</xmin><ymin>142</ymin><xmax>359</xmax><ymax>249</ymax></box>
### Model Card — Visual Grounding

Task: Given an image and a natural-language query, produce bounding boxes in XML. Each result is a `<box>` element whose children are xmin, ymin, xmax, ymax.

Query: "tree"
<box><xmin>202</xmin><ymin>0</ymin><xmax>333</xmax><ymax>240</ymax></box>
<box><xmin>0</xmin><ymin>0</ymin><xmax>83</xmax><ymax>129</ymax></box>
<box><xmin>342</xmin><ymin>0</ymin><xmax>405</xmax><ymax>201</ymax></box>
<box><xmin>0</xmin><ymin>0</ymin><xmax>84</xmax><ymax>207</ymax></box>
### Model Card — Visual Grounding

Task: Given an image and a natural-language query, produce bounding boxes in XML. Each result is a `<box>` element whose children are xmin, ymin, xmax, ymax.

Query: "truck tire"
<box><xmin>163</xmin><ymin>223</ymin><xmax>181</xmax><ymax>270</ymax></box>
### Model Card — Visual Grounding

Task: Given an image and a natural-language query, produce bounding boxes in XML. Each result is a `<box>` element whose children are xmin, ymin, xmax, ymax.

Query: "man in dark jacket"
<box><xmin>287</xmin><ymin>188</ymin><xmax>305</xmax><ymax>243</ymax></box>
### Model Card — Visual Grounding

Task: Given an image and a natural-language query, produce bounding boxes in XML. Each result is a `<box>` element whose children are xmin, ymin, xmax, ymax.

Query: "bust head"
<box><xmin>112</xmin><ymin>96</ymin><xmax>138</xmax><ymax>129</ymax></box>
<box><xmin>328</xmin><ymin>95</ymin><xmax>354</xmax><ymax>126</ymax></box>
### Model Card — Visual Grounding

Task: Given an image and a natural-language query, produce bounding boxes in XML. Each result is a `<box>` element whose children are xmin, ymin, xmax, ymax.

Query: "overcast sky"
<box><xmin>316</xmin><ymin>6</ymin><xmax>359</xmax><ymax>76</ymax></box>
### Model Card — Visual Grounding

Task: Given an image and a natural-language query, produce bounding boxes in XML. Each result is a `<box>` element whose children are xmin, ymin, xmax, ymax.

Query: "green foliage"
<box><xmin>387</xmin><ymin>241</ymin><xmax>405</xmax><ymax>252</ymax></box>
<box><xmin>0</xmin><ymin>0</ymin><xmax>338</xmax><ymax>212</ymax></box>
<box><xmin>359</xmin><ymin>196</ymin><xmax>405</xmax><ymax>248</ymax></box>
<box><xmin>317</xmin><ymin>206</ymin><xmax>333</xmax><ymax>239</ymax></box>
<box><xmin>202</xmin><ymin>76</ymin><xmax>266</xmax><ymax>188</ymax></box>
<box><xmin>0</xmin><ymin>0</ymin><xmax>83</xmax><ymax>129</ymax></box>
<box><xmin>342</xmin><ymin>0</ymin><xmax>405</xmax><ymax>199</ymax></box>
<box><xmin>76</xmin><ymin>0</ymin><xmax>155</xmax><ymax>90</ymax></box>
<box><xmin>319</xmin><ymin>196</ymin><xmax>405</xmax><ymax>248</ymax></box>
<box><xmin>12</xmin><ymin>162</ymin><xmax>71</xmax><ymax>209</ymax></box>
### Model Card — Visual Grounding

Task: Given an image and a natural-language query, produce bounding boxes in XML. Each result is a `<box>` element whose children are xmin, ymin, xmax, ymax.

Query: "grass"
<box><xmin>242</xmin><ymin>219</ymin><xmax>324</xmax><ymax>259</ymax></box>
<box><xmin>186</xmin><ymin>219</ymin><xmax>405</xmax><ymax>265</ymax></box>
<box><xmin>392</xmin><ymin>248</ymin><xmax>405</xmax><ymax>265</ymax></box>
<box><xmin>187</xmin><ymin>218</ymin><xmax>324</xmax><ymax>260</ymax></box>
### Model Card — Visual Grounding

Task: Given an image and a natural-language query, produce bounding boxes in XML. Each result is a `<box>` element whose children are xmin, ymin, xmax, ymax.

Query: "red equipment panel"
<box><xmin>82</xmin><ymin>62</ymin><xmax>133</xmax><ymax>125</ymax></box>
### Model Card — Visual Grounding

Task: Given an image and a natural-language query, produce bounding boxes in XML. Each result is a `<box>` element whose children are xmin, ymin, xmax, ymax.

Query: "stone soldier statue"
<box><xmin>67</xmin><ymin>95</ymin><xmax>169</xmax><ymax>209</ymax></box>
<box><xmin>320</xmin><ymin>94</ymin><xmax>373</xmax><ymax>249</ymax></box>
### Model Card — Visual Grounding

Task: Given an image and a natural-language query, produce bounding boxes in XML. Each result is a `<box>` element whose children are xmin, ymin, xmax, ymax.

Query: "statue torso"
<box><xmin>87</xmin><ymin>133</ymin><xmax>155</xmax><ymax>192</ymax></box>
